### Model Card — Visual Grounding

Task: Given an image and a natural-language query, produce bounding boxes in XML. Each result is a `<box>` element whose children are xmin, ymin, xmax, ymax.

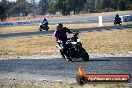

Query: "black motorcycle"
<box><xmin>114</xmin><ymin>17</ymin><xmax>122</xmax><ymax>26</ymax></box>
<box><xmin>39</xmin><ymin>22</ymin><xmax>49</xmax><ymax>31</ymax></box>
<box><xmin>56</xmin><ymin>32</ymin><xmax>89</xmax><ymax>61</ymax></box>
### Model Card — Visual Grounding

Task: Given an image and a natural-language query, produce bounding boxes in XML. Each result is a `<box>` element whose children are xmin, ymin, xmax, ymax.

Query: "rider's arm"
<box><xmin>54</xmin><ymin>37</ymin><xmax>58</xmax><ymax>43</ymax></box>
<box><xmin>63</xmin><ymin>27</ymin><xmax>73</xmax><ymax>34</ymax></box>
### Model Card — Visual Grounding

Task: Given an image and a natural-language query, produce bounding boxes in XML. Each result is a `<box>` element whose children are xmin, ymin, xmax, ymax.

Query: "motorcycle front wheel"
<box><xmin>60</xmin><ymin>50</ymin><xmax>72</xmax><ymax>61</ymax></box>
<box><xmin>80</xmin><ymin>48</ymin><xmax>89</xmax><ymax>61</ymax></box>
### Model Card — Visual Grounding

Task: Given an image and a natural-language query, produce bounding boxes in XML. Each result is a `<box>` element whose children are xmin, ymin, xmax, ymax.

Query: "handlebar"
<box><xmin>73</xmin><ymin>31</ymin><xmax>79</xmax><ymax>37</ymax></box>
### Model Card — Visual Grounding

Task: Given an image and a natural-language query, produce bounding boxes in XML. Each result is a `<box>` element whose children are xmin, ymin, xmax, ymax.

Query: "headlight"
<box><xmin>71</xmin><ymin>42</ymin><xmax>77</xmax><ymax>45</ymax></box>
<box><xmin>39</xmin><ymin>23</ymin><xmax>42</xmax><ymax>25</ymax></box>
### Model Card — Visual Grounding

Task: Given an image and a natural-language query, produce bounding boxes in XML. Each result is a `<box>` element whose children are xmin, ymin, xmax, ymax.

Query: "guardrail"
<box><xmin>0</xmin><ymin>20</ymin><xmax>42</xmax><ymax>27</ymax></box>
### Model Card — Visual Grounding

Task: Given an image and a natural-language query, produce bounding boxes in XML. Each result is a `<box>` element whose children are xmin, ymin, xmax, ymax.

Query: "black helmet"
<box><xmin>116</xmin><ymin>14</ymin><xmax>119</xmax><ymax>17</ymax></box>
<box><xmin>56</xmin><ymin>23</ymin><xmax>63</xmax><ymax>28</ymax></box>
<box><xmin>43</xmin><ymin>18</ymin><xmax>47</xmax><ymax>21</ymax></box>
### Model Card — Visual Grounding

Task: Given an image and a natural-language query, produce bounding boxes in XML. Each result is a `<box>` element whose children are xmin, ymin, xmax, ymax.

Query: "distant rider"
<box><xmin>114</xmin><ymin>14</ymin><xmax>121</xmax><ymax>25</ymax></box>
<box><xmin>42</xmin><ymin>18</ymin><xmax>49</xmax><ymax>28</ymax></box>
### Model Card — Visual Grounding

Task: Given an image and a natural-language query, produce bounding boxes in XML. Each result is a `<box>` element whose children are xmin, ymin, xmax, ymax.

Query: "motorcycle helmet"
<box><xmin>56</xmin><ymin>23</ymin><xmax>63</xmax><ymax>29</ymax></box>
<box><xmin>43</xmin><ymin>18</ymin><xmax>47</xmax><ymax>21</ymax></box>
<box><xmin>116</xmin><ymin>14</ymin><xmax>119</xmax><ymax>17</ymax></box>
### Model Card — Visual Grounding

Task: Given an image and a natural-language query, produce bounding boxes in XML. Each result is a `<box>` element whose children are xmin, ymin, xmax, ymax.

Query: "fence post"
<box><xmin>99</xmin><ymin>16</ymin><xmax>103</xmax><ymax>26</ymax></box>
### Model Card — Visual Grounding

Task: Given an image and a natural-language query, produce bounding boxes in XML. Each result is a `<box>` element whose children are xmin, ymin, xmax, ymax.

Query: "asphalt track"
<box><xmin>0</xmin><ymin>56</ymin><xmax>132</xmax><ymax>82</ymax></box>
<box><xmin>0</xmin><ymin>24</ymin><xmax>132</xmax><ymax>82</ymax></box>
<box><xmin>0</xmin><ymin>24</ymin><xmax>132</xmax><ymax>39</ymax></box>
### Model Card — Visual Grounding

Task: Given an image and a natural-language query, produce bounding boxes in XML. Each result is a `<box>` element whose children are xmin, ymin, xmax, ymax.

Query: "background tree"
<box><xmin>124</xmin><ymin>0</ymin><xmax>132</xmax><ymax>10</ymax></box>
<box><xmin>0</xmin><ymin>0</ymin><xmax>132</xmax><ymax>17</ymax></box>
<box><xmin>51</xmin><ymin>0</ymin><xmax>87</xmax><ymax>15</ymax></box>
<box><xmin>83</xmin><ymin>0</ymin><xmax>95</xmax><ymax>13</ymax></box>
<box><xmin>54</xmin><ymin>0</ymin><xmax>65</xmax><ymax>15</ymax></box>
<box><xmin>71</xmin><ymin>0</ymin><xmax>87</xmax><ymax>14</ymax></box>
<box><xmin>49</xmin><ymin>0</ymin><xmax>56</xmax><ymax>14</ymax></box>
<box><xmin>7</xmin><ymin>3</ymin><xmax>20</xmax><ymax>16</ymax></box>
<box><xmin>38</xmin><ymin>0</ymin><xmax>49</xmax><ymax>15</ymax></box>
<box><xmin>111</xmin><ymin>0</ymin><xmax>119</xmax><ymax>10</ymax></box>
<box><xmin>95</xmin><ymin>0</ymin><xmax>102</xmax><ymax>11</ymax></box>
<box><xmin>0</xmin><ymin>0</ymin><xmax>9</xmax><ymax>16</ymax></box>
<box><xmin>0</xmin><ymin>4</ymin><xmax>7</xmax><ymax>21</ymax></box>
<box><xmin>16</xmin><ymin>0</ymin><xmax>30</xmax><ymax>16</ymax></box>
<box><xmin>117</xmin><ymin>0</ymin><xmax>126</xmax><ymax>10</ymax></box>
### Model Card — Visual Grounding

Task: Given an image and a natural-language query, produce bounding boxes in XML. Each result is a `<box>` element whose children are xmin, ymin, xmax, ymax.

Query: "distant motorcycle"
<box><xmin>56</xmin><ymin>31</ymin><xmax>89</xmax><ymax>61</ymax></box>
<box><xmin>39</xmin><ymin>22</ymin><xmax>49</xmax><ymax>31</ymax></box>
<box><xmin>114</xmin><ymin>17</ymin><xmax>122</xmax><ymax>26</ymax></box>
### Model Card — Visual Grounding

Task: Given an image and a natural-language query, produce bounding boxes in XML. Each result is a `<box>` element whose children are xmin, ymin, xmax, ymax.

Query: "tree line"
<box><xmin>0</xmin><ymin>0</ymin><xmax>132</xmax><ymax>21</ymax></box>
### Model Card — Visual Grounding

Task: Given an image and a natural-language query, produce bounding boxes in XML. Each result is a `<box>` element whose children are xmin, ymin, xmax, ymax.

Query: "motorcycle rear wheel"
<box><xmin>46</xmin><ymin>27</ymin><xmax>49</xmax><ymax>31</ymax></box>
<box><xmin>114</xmin><ymin>22</ymin><xmax>116</xmax><ymax>26</ymax></box>
<box><xmin>39</xmin><ymin>28</ymin><xmax>42</xmax><ymax>31</ymax></box>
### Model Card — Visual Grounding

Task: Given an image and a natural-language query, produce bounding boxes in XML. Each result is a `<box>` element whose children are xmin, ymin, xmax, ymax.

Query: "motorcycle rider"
<box><xmin>53</xmin><ymin>23</ymin><xmax>73</xmax><ymax>50</ymax></box>
<box><xmin>54</xmin><ymin>23</ymin><xmax>89</xmax><ymax>61</ymax></box>
<box><xmin>41</xmin><ymin>18</ymin><xmax>49</xmax><ymax>29</ymax></box>
<box><xmin>114</xmin><ymin>14</ymin><xmax>121</xmax><ymax>25</ymax></box>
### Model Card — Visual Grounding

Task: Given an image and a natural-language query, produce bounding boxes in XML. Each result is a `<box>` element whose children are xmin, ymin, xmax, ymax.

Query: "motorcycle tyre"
<box><xmin>80</xmin><ymin>48</ymin><xmax>89</xmax><ymax>61</ymax></box>
<box><xmin>60</xmin><ymin>50</ymin><xmax>72</xmax><ymax>61</ymax></box>
<box><xmin>39</xmin><ymin>28</ymin><xmax>42</xmax><ymax>31</ymax></box>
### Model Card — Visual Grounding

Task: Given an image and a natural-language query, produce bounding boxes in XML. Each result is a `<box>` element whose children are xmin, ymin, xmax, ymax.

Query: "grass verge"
<box><xmin>0</xmin><ymin>28</ymin><xmax>132</xmax><ymax>58</ymax></box>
